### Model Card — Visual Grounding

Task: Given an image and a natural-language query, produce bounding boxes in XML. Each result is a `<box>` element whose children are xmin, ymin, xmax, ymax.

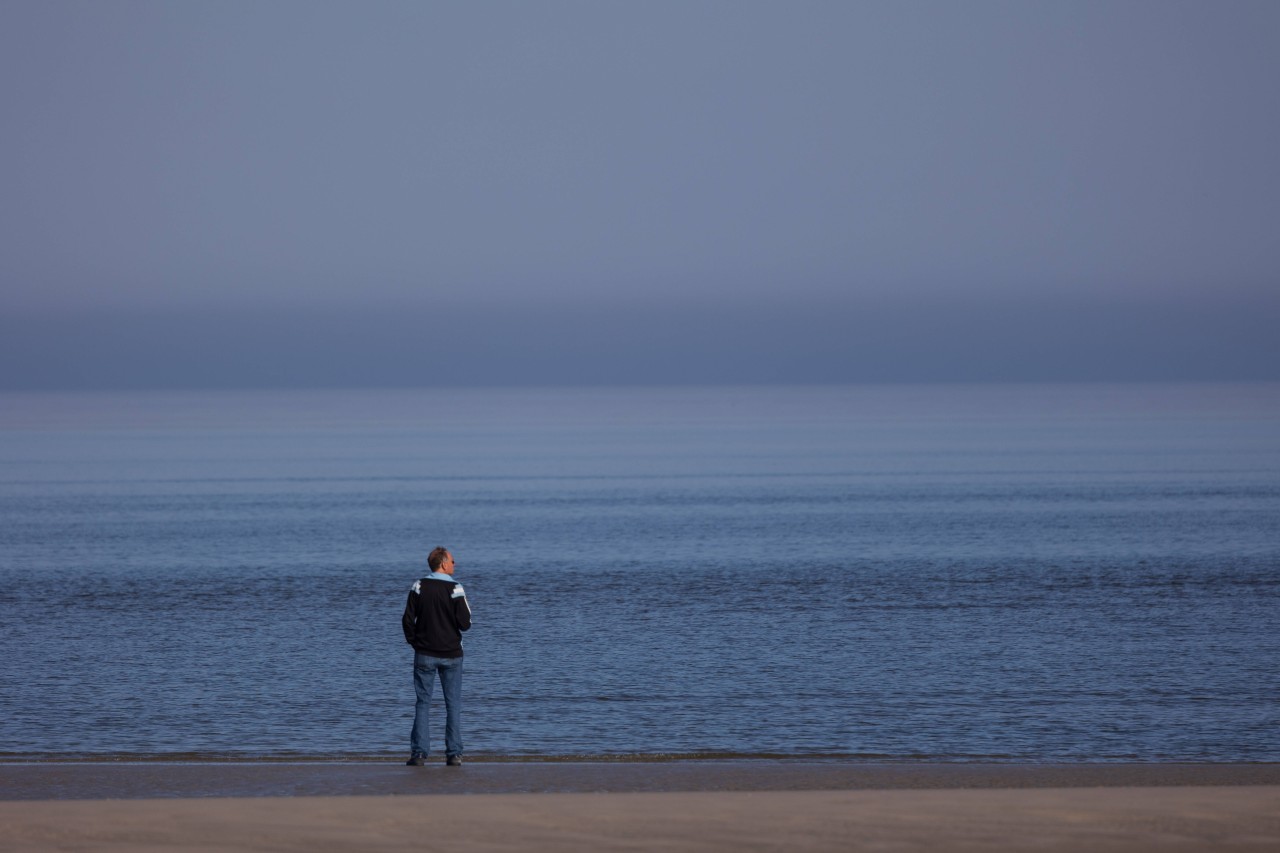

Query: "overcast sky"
<box><xmin>2</xmin><ymin>1</ymin><xmax>1277</xmax><ymax>389</ymax></box>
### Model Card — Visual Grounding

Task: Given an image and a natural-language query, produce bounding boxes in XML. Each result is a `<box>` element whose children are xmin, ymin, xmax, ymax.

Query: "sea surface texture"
<box><xmin>1</xmin><ymin>384</ymin><xmax>1277</xmax><ymax>761</ymax></box>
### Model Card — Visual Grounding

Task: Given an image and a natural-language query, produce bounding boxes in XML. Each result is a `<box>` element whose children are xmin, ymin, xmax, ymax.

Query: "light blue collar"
<box><xmin>427</xmin><ymin>571</ymin><xmax>456</xmax><ymax>581</ymax></box>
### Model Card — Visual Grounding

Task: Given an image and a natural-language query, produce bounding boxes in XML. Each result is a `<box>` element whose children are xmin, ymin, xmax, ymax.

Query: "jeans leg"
<box><xmin>439</xmin><ymin>657</ymin><xmax>464</xmax><ymax>757</ymax></box>
<box><xmin>411</xmin><ymin>654</ymin><xmax>436</xmax><ymax>757</ymax></box>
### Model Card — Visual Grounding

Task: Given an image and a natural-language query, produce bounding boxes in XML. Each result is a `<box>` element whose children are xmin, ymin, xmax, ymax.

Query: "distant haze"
<box><xmin>2</xmin><ymin>1</ymin><xmax>1278</xmax><ymax>389</ymax></box>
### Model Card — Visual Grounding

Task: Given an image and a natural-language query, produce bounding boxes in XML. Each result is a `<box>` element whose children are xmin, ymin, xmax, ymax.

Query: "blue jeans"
<box><xmin>411</xmin><ymin>653</ymin><xmax>463</xmax><ymax>758</ymax></box>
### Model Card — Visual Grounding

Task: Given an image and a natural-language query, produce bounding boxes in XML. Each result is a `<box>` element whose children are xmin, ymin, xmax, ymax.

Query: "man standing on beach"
<box><xmin>402</xmin><ymin>546</ymin><xmax>471</xmax><ymax>766</ymax></box>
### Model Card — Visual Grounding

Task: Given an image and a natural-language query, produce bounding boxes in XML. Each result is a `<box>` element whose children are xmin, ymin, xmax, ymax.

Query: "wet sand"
<box><xmin>4</xmin><ymin>760</ymin><xmax>1280</xmax><ymax>801</ymax></box>
<box><xmin>2</xmin><ymin>763</ymin><xmax>1277</xmax><ymax>851</ymax></box>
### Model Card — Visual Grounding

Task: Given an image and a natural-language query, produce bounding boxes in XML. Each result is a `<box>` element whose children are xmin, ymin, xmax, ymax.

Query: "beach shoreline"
<box><xmin>4</xmin><ymin>759</ymin><xmax>1279</xmax><ymax>801</ymax></box>
<box><xmin>1</xmin><ymin>786</ymin><xmax>1277</xmax><ymax>853</ymax></box>
<box><xmin>3</xmin><ymin>763</ymin><xmax>1278</xmax><ymax>851</ymax></box>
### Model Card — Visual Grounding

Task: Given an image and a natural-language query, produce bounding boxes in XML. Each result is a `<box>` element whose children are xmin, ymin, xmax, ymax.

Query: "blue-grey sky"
<box><xmin>2</xmin><ymin>1</ymin><xmax>1278</xmax><ymax>388</ymax></box>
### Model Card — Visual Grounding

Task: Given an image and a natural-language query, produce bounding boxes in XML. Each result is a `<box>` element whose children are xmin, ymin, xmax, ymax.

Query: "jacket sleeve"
<box><xmin>452</xmin><ymin>583</ymin><xmax>472</xmax><ymax>632</ymax></box>
<box><xmin>402</xmin><ymin>584</ymin><xmax>419</xmax><ymax>645</ymax></box>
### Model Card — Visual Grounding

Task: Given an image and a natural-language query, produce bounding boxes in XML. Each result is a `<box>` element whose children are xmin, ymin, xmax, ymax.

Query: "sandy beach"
<box><xmin>2</xmin><ymin>762</ymin><xmax>1277</xmax><ymax>851</ymax></box>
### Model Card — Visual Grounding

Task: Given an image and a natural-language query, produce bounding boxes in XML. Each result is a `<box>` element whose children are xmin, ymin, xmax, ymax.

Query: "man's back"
<box><xmin>402</xmin><ymin>573</ymin><xmax>472</xmax><ymax>658</ymax></box>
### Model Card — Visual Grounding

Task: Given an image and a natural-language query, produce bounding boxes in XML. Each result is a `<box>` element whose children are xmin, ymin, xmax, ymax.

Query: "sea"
<box><xmin>1</xmin><ymin>383</ymin><xmax>1277</xmax><ymax>762</ymax></box>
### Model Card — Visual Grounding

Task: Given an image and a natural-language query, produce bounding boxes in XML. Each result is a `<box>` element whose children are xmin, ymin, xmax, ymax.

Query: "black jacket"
<box><xmin>402</xmin><ymin>573</ymin><xmax>472</xmax><ymax>658</ymax></box>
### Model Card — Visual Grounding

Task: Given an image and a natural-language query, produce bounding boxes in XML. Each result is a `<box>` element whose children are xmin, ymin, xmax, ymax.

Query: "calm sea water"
<box><xmin>1</xmin><ymin>384</ymin><xmax>1278</xmax><ymax>761</ymax></box>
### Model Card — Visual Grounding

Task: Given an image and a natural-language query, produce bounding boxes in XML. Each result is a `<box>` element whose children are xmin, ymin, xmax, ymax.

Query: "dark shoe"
<box><xmin>446</xmin><ymin>754</ymin><xmax>462</xmax><ymax>767</ymax></box>
<box><xmin>406</xmin><ymin>755</ymin><xmax>428</xmax><ymax>766</ymax></box>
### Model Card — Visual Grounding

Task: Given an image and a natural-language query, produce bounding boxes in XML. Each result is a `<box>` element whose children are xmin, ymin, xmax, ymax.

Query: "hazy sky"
<box><xmin>2</xmin><ymin>1</ymin><xmax>1277</xmax><ymax>388</ymax></box>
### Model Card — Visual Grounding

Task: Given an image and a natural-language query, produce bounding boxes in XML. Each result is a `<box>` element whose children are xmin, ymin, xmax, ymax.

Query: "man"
<box><xmin>402</xmin><ymin>546</ymin><xmax>471</xmax><ymax>766</ymax></box>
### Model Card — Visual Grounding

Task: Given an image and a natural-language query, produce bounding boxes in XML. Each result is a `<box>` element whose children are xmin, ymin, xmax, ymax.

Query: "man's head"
<box><xmin>428</xmin><ymin>547</ymin><xmax>454</xmax><ymax>575</ymax></box>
